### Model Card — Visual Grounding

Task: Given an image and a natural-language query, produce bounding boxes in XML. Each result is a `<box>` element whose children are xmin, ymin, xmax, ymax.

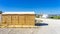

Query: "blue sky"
<box><xmin>0</xmin><ymin>0</ymin><xmax>60</xmax><ymax>14</ymax></box>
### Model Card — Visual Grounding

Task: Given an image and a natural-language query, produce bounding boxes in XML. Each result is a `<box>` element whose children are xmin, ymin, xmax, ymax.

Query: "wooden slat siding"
<box><xmin>16</xmin><ymin>16</ymin><xmax>18</xmax><ymax>25</ymax></box>
<box><xmin>11</xmin><ymin>15</ymin><xmax>18</xmax><ymax>25</ymax></box>
<box><xmin>10</xmin><ymin>16</ymin><xmax>12</xmax><ymax>25</ymax></box>
<box><xmin>18</xmin><ymin>16</ymin><xmax>19</xmax><ymax>24</ymax></box>
<box><xmin>24</xmin><ymin>15</ymin><xmax>26</xmax><ymax>25</ymax></box>
<box><xmin>14</xmin><ymin>16</ymin><xmax>18</xmax><ymax>25</ymax></box>
<box><xmin>19</xmin><ymin>15</ymin><xmax>25</xmax><ymax>25</ymax></box>
<box><xmin>2</xmin><ymin>14</ymin><xmax>35</xmax><ymax>26</ymax></box>
<box><xmin>11</xmin><ymin>16</ymin><xmax>12</xmax><ymax>25</ymax></box>
<box><xmin>25</xmin><ymin>15</ymin><xmax>35</xmax><ymax>25</ymax></box>
<box><xmin>18</xmin><ymin>16</ymin><xmax>19</xmax><ymax>25</ymax></box>
<box><xmin>9</xmin><ymin>16</ymin><xmax>11</xmax><ymax>25</ymax></box>
<box><xmin>2</xmin><ymin>16</ymin><xmax>4</xmax><ymax>23</ymax></box>
<box><xmin>23</xmin><ymin>16</ymin><xmax>25</xmax><ymax>25</ymax></box>
<box><xmin>2</xmin><ymin>16</ymin><xmax>7</xmax><ymax>24</ymax></box>
<box><xmin>11</xmin><ymin>15</ymin><xmax>13</xmax><ymax>25</ymax></box>
<box><xmin>6</xmin><ymin>16</ymin><xmax>11</xmax><ymax>25</ymax></box>
<box><xmin>27</xmin><ymin>16</ymin><xmax>30</xmax><ymax>25</ymax></box>
<box><xmin>12</xmin><ymin>16</ymin><xmax>16</xmax><ymax>25</ymax></box>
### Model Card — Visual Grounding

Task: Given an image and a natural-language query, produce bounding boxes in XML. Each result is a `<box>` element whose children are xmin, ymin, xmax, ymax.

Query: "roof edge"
<box><xmin>2</xmin><ymin>12</ymin><xmax>35</xmax><ymax>14</ymax></box>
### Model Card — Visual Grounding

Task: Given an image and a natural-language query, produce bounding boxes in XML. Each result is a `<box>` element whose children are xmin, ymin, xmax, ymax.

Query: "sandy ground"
<box><xmin>0</xmin><ymin>27</ymin><xmax>40</xmax><ymax>34</ymax></box>
<box><xmin>36</xmin><ymin>18</ymin><xmax>60</xmax><ymax>34</ymax></box>
<box><xmin>0</xmin><ymin>18</ymin><xmax>60</xmax><ymax>34</ymax></box>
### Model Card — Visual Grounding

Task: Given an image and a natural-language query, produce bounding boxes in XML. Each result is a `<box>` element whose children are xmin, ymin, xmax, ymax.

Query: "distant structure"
<box><xmin>42</xmin><ymin>14</ymin><xmax>48</xmax><ymax>18</ymax></box>
<box><xmin>39</xmin><ymin>14</ymin><xmax>48</xmax><ymax>18</ymax></box>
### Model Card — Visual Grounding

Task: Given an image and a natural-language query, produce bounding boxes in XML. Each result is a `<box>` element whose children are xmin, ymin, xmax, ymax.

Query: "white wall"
<box><xmin>42</xmin><ymin>14</ymin><xmax>48</xmax><ymax>18</ymax></box>
<box><xmin>0</xmin><ymin>14</ymin><xmax>2</xmax><ymax>23</ymax></box>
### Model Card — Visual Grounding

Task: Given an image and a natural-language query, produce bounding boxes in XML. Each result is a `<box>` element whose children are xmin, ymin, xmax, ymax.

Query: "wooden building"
<box><xmin>1</xmin><ymin>12</ymin><xmax>35</xmax><ymax>27</ymax></box>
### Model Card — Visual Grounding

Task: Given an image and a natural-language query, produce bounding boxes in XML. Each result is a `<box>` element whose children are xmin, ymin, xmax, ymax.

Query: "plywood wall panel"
<box><xmin>6</xmin><ymin>16</ymin><xmax>11</xmax><ymax>25</ymax></box>
<box><xmin>14</xmin><ymin>16</ymin><xmax>18</xmax><ymax>25</ymax></box>
<box><xmin>11</xmin><ymin>16</ymin><xmax>18</xmax><ymax>25</ymax></box>
<box><xmin>2</xmin><ymin>14</ymin><xmax>35</xmax><ymax>26</ymax></box>
<box><xmin>19</xmin><ymin>16</ymin><xmax>25</xmax><ymax>25</ymax></box>
<box><xmin>25</xmin><ymin>15</ymin><xmax>35</xmax><ymax>26</ymax></box>
<box><xmin>2</xmin><ymin>16</ymin><xmax>7</xmax><ymax>24</ymax></box>
<box><xmin>11</xmin><ymin>16</ymin><xmax>15</xmax><ymax>25</ymax></box>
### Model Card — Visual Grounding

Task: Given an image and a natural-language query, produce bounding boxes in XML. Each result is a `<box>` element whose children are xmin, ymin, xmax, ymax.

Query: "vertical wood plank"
<box><xmin>19</xmin><ymin>15</ymin><xmax>25</xmax><ymax>25</ymax></box>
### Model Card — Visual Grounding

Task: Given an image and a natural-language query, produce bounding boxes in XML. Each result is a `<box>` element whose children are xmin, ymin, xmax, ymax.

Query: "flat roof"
<box><xmin>2</xmin><ymin>12</ymin><xmax>35</xmax><ymax>14</ymax></box>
